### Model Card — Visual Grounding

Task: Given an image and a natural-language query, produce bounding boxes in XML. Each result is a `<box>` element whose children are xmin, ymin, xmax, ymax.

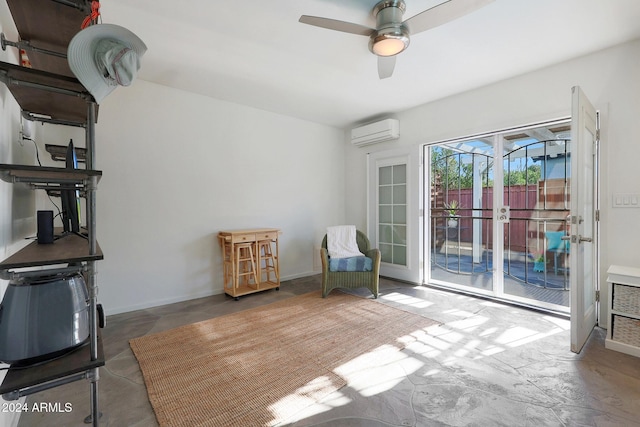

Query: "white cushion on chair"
<box><xmin>327</xmin><ymin>225</ymin><xmax>364</xmax><ymax>259</ymax></box>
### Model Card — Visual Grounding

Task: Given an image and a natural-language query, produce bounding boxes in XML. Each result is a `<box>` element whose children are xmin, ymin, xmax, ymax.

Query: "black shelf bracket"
<box><xmin>1</xmin><ymin>33</ymin><xmax>67</xmax><ymax>59</ymax></box>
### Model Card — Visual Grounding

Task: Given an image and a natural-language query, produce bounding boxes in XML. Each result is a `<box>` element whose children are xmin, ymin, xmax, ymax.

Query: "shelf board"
<box><xmin>0</xmin><ymin>163</ymin><xmax>101</xmax><ymax>186</ymax></box>
<box><xmin>0</xmin><ymin>232</ymin><xmax>103</xmax><ymax>271</ymax></box>
<box><xmin>608</xmin><ymin>265</ymin><xmax>640</xmax><ymax>287</ymax></box>
<box><xmin>45</xmin><ymin>144</ymin><xmax>87</xmax><ymax>163</ymax></box>
<box><xmin>0</xmin><ymin>61</ymin><xmax>95</xmax><ymax>124</ymax></box>
<box><xmin>6</xmin><ymin>0</ymin><xmax>88</xmax><ymax>78</ymax></box>
<box><xmin>0</xmin><ymin>330</ymin><xmax>104</xmax><ymax>397</ymax></box>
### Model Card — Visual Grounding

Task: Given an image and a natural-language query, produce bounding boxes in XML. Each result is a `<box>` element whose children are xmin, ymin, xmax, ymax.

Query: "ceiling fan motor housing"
<box><xmin>369</xmin><ymin>0</ymin><xmax>410</xmax><ymax>56</ymax></box>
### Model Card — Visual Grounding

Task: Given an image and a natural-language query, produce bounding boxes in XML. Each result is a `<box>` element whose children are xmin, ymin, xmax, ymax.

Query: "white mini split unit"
<box><xmin>351</xmin><ymin>118</ymin><xmax>400</xmax><ymax>147</ymax></box>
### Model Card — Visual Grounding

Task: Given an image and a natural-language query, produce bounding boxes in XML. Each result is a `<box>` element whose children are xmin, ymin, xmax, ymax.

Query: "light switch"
<box><xmin>613</xmin><ymin>193</ymin><xmax>640</xmax><ymax>208</ymax></box>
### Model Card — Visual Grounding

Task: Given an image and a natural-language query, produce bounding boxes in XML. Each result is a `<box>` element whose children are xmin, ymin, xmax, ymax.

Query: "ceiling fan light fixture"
<box><xmin>369</xmin><ymin>27</ymin><xmax>409</xmax><ymax>56</ymax></box>
<box><xmin>299</xmin><ymin>0</ymin><xmax>493</xmax><ymax>78</ymax></box>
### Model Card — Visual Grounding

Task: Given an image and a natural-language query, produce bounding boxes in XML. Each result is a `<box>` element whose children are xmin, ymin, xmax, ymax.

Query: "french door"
<box><xmin>367</xmin><ymin>90</ymin><xmax>599</xmax><ymax>353</ymax></box>
<box><xmin>424</xmin><ymin>113</ymin><xmax>598</xmax><ymax>320</ymax></box>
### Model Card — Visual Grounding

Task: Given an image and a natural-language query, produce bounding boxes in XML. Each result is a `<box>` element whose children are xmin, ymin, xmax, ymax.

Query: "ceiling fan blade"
<box><xmin>299</xmin><ymin>15</ymin><xmax>374</xmax><ymax>36</ymax></box>
<box><xmin>378</xmin><ymin>56</ymin><xmax>396</xmax><ymax>79</ymax></box>
<box><xmin>403</xmin><ymin>0</ymin><xmax>494</xmax><ymax>35</ymax></box>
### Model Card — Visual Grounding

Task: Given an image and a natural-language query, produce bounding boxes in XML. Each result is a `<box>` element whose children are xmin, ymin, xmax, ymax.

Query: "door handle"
<box><xmin>567</xmin><ymin>235</ymin><xmax>593</xmax><ymax>243</ymax></box>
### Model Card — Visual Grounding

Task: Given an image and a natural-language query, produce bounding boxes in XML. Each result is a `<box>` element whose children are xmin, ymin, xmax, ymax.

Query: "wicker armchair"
<box><xmin>320</xmin><ymin>230</ymin><xmax>381</xmax><ymax>298</ymax></box>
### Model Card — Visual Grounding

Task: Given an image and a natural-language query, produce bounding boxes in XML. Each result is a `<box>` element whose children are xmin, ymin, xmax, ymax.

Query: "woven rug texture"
<box><xmin>129</xmin><ymin>291</ymin><xmax>439</xmax><ymax>427</ymax></box>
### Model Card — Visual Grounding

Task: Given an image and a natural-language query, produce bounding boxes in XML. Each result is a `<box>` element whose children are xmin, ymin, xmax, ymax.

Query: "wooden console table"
<box><xmin>217</xmin><ymin>228</ymin><xmax>280</xmax><ymax>300</ymax></box>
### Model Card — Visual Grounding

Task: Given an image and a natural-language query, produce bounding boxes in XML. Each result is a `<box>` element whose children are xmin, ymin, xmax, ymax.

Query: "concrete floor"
<box><xmin>15</xmin><ymin>275</ymin><xmax>640</xmax><ymax>426</ymax></box>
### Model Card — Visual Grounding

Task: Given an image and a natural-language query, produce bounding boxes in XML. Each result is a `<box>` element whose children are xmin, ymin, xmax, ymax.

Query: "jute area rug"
<box><xmin>129</xmin><ymin>291</ymin><xmax>439</xmax><ymax>427</ymax></box>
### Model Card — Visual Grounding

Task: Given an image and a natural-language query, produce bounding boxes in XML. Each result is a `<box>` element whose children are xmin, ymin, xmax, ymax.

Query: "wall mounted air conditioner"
<box><xmin>351</xmin><ymin>118</ymin><xmax>400</xmax><ymax>147</ymax></box>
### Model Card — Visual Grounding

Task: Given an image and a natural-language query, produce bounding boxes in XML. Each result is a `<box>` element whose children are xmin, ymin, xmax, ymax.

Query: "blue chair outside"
<box><xmin>545</xmin><ymin>231</ymin><xmax>569</xmax><ymax>275</ymax></box>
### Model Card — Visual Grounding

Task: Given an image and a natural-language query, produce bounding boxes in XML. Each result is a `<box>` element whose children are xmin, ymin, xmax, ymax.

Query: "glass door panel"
<box><xmin>429</xmin><ymin>140</ymin><xmax>494</xmax><ymax>294</ymax></box>
<box><xmin>379</xmin><ymin>164</ymin><xmax>407</xmax><ymax>266</ymax></box>
<box><xmin>426</xmin><ymin>120</ymin><xmax>572</xmax><ymax>314</ymax></box>
<box><xmin>502</xmin><ymin>132</ymin><xmax>571</xmax><ymax>311</ymax></box>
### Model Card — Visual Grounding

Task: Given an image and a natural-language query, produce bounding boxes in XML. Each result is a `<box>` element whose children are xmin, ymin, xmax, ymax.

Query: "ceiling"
<box><xmin>97</xmin><ymin>0</ymin><xmax>640</xmax><ymax>129</ymax></box>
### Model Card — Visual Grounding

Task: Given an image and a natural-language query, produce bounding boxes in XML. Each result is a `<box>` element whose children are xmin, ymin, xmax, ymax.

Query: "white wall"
<box><xmin>3</xmin><ymin>74</ymin><xmax>346</xmax><ymax>318</ymax></box>
<box><xmin>77</xmin><ymin>80</ymin><xmax>346</xmax><ymax>314</ymax></box>
<box><xmin>344</xmin><ymin>38</ymin><xmax>640</xmax><ymax>327</ymax></box>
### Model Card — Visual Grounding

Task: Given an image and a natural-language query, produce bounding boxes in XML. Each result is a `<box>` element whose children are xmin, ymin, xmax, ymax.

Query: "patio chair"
<box><xmin>545</xmin><ymin>231</ymin><xmax>570</xmax><ymax>275</ymax></box>
<box><xmin>320</xmin><ymin>229</ymin><xmax>381</xmax><ymax>298</ymax></box>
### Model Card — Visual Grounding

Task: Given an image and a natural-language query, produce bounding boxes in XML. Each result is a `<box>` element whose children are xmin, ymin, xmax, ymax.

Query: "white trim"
<box><xmin>367</xmin><ymin>147</ymin><xmax>420</xmax><ymax>283</ymax></box>
<box><xmin>493</xmin><ymin>134</ymin><xmax>505</xmax><ymax>296</ymax></box>
<box><xmin>422</xmin><ymin>117</ymin><xmax>571</xmax><ymax>149</ymax></box>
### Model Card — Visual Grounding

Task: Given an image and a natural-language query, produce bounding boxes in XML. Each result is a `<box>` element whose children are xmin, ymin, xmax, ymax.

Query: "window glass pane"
<box><xmin>380</xmin><ymin>244</ymin><xmax>393</xmax><ymax>263</ymax></box>
<box><xmin>380</xmin><ymin>166</ymin><xmax>393</xmax><ymax>185</ymax></box>
<box><xmin>393</xmin><ymin>205</ymin><xmax>406</xmax><ymax>225</ymax></box>
<box><xmin>378</xmin><ymin>161</ymin><xmax>407</xmax><ymax>267</ymax></box>
<box><xmin>379</xmin><ymin>206</ymin><xmax>392</xmax><ymax>223</ymax></box>
<box><xmin>393</xmin><ymin>164</ymin><xmax>406</xmax><ymax>184</ymax></box>
<box><xmin>393</xmin><ymin>245</ymin><xmax>406</xmax><ymax>265</ymax></box>
<box><xmin>393</xmin><ymin>225</ymin><xmax>406</xmax><ymax>244</ymax></box>
<box><xmin>379</xmin><ymin>186</ymin><xmax>392</xmax><ymax>204</ymax></box>
<box><xmin>393</xmin><ymin>184</ymin><xmax>406</xmax><ymax>204</ymax></box>
<box><xmin>379</xmin><ymin>224</ymin><xmax>393</xmax><ymax>244</ymax></box>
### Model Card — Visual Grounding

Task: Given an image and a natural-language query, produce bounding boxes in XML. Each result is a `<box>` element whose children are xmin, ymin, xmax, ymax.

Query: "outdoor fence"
<box><xmin>433</xmin><ymin>180</ymin><xmax>569</xmax><ymax>253</ymax></box>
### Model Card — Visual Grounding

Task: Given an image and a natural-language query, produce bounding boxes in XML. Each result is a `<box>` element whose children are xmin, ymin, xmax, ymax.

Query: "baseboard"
<box><xmin>280</xmin><ymin>271</ymin><xmax>318</xmax><ymax>281</ymax></box>
<box><xmin>105</xmin><ymin>289</ymin><xmax>223</xmax><ymax>316</ymax></box>
<box><xmin>105</xmin><ymin>272</ymin><xmax>320</xmax><ymax>315</ymax></box>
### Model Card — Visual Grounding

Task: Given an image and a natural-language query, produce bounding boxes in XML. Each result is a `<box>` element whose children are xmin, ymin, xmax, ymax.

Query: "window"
<box><xmin>379</xmin><ymin>164</ymin><xmax>407</xmax><ymax>265</ymax></box>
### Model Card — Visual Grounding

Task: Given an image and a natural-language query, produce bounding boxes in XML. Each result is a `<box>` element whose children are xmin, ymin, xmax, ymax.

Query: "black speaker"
<box><xmin>37</xmin><ymin>210</ymin><xmax>54</xmax><ymax>244</ymax></box>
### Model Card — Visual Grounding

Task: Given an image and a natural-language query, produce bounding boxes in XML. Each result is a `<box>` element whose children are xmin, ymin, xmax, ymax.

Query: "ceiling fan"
<box><xmin>299</xmin><ymin>0</ymin><xmax>494</xmax><ymax>79</ymax></box>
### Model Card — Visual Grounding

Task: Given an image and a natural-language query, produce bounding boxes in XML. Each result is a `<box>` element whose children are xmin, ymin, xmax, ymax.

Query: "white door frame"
<box><xmin>367</xmin><ymin>148</ymin><xmax>422</xmax><ymax>283</ymax></box>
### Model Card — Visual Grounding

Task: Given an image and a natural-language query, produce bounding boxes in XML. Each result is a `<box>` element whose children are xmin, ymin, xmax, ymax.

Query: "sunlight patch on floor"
<box><xmin>478</xmin><ymin>327</ymin><xmax>499</xmax><ymax>337</ymax></box>
<box><xmin>495</xmin><ymin>325</ymin><xmax>566</xmax><ymax>347</ymax></box>
<box><xmin>345</xmin><ymin>354</ymin><xmax>423</xmax><ymax>397</ymax></box>
<box><xmin>269</xmin><ymin>375</ymin><xmax>346</xmax><ymax>424</ymax></box>
<box><xmin>453</xmin><ymin>338</ymin><xmax>484</xmax><ymax>358</ymax></box>
<box><xmin>446</xmin><ymin>315</ymin><xmax>490</xmax><ymax>332</ymax></box>
<box><xmin>404</xmin><ymin>314</ymin><xmax>566</xmax><ymax>362</ymax></box>
<box><xmin>380</xmin><ymin>292</ymin><xmax>434</xmax><ymax>308</ymax></box>
<box><xmin>480</xmin><ymin>345</ymin><xmax>506</xmax><ymax>356</ymax></box>
<box><xmin>443</xmin><ymin>308</ymin><xmax>479</xmax><ymax>317</ymax></box>
<box><xmin>543</xmin><ymin>315</ymin><xmax>570</xmax><ymax>330</ymax></box>
<box><xmin>280</xmin><ymin>343</ymin><xmax>427</xmax><ymax>422</ymax></box>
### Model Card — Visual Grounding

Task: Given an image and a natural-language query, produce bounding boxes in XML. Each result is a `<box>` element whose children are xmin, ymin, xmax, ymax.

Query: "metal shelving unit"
<box><xmin>0</xmin><ymin>1</ymin><xmax>105</xmax><ymax>425</ymax></box>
